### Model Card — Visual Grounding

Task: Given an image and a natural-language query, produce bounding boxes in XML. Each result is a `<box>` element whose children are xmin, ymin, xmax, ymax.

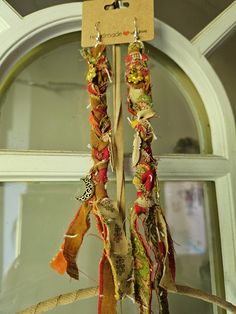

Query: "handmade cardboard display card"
<box><xmin>82</xmin><ymin>0</ymin><xmax>154</xmax><ymax>47</ymax></box>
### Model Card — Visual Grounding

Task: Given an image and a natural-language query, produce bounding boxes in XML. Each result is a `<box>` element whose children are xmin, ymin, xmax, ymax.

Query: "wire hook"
<box><xmin>114</xmin><ymin>0</ymin><xmax>120</xmax><ymax>8</ymax></box>
<box><xmin>95</xmin><ymin>21</ymin><xmax>102</xmax><ymax>46</ymax></box>
<box><xmin>134</xmin><ymin>17</ymin><xmax>139</xmax><ymax>41</ymax></box>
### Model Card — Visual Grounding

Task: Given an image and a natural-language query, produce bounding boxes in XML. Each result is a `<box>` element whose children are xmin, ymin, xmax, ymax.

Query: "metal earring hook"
<box><xmin>95</xmin><ymin>21</ymin><xmax>102</xmax><ymax>46</ymax></box>
<box><xmin>134</xmin><ymin>17</ymin><xmax>139</xmax><ymax>41</ymax></box>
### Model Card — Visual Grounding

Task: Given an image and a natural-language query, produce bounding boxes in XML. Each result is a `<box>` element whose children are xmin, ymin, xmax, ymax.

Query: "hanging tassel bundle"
<box><xmin>51</xmin><ymin>44</ymin><xmax>133</xmax><ymax>314</ymax></box>
<box><xmin>125</xmin><ymin>40</ymin><xmax>176</xmax><ymax>313</ymax></box>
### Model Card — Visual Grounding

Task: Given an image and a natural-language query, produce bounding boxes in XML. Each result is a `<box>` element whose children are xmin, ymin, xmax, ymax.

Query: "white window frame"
<box><xmin>0</xmin><ymin>1</ymin><xmax>235</xmax><ymax>310</ymax></box>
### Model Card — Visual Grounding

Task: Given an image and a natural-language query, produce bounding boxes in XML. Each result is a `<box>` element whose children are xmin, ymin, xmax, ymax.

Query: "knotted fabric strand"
<box><xmin>125</xmin><ymin>41</ymin><xmax>176</xmax><ymax>313</ymax></box>
<box><xmin>50</xmin><ymin>44</ymin><xmax>133</xmax><ymax>314</ymax></box>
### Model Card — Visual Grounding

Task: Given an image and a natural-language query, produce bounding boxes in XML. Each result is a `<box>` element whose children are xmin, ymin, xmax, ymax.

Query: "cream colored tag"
<box><xmin>82</xmin><ymin>0</ymin><xmax>154</xmax><ymax>47</ymax></box>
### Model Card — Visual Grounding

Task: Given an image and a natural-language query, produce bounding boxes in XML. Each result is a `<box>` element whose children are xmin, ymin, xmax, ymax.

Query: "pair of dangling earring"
<box><xmin>94</xmin><ymin>17</ymin><xmax>140</xmax><ymax>47</ymax></box>
<box><xmin>51</xmin><ymin>19</ymin><xmax>175</xmax><ymax>314</ymax></box>
<box><xmin>79</xmin><ymin>18</ymin><xmax>153</xmax><ymax>204</ymax></box>
<box><xmin>78</xmin><ymin>18</ymin><xmax>176</xmax><ymax>314</ymax></box>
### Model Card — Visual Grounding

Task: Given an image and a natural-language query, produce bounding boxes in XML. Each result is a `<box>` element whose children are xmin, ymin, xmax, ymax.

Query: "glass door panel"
<box><xmin>0</xmin><ymin>181</ymin><xmax>102</xmax><ymax>313</ymax></box>
<box><xmin>0</xmin><ymin>33</ymin><xmax>210</xmax><ymax>154</ymax></box>
<box><xmin>0</xmin><ymin>181</ymin><xmax>224</xmax><ymax>313</ymax></box>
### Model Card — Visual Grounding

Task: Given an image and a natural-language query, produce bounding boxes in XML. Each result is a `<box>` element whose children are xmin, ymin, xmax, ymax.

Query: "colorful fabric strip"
<box><xmin>125</xmin><ymin>40</ymin><xmax>176</xmax><ymax>314</ymax></box>
<box><xmin>51</xmin><ymin>44</ymin><xmax>133</xmax><ymax>314</ymax></box>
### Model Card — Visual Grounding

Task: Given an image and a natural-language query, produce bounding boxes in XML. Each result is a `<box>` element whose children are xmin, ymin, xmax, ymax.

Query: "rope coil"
<box><xmin>17</xmin><ymin>285</ymin><xmax>236</xmax><ymax>314</ymax></box>
<box><xmin>17</xmin><ymin>287</ymin><xmax>98</xmax><ymax>314</ymax></box>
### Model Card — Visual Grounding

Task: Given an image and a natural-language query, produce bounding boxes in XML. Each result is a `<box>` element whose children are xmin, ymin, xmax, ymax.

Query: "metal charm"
<box><xmin>76</xmin><ymin>175</ymin><xmax>95</xmax><ymax>202</ymax></box>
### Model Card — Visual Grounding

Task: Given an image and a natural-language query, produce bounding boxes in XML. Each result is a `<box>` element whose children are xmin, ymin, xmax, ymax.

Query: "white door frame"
<box><xmin>0</xmin><ymin>1</ymin><xmax>235</xmax><ymax>307</ymax></box>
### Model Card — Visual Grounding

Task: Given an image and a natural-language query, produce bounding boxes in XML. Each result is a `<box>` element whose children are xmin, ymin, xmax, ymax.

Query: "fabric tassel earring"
<box><xmin>125</xmin><ymin>18</ymin><xmax>176</xmax><ymax>314</ymax></box>
<box><xmin>50</xmin><ymin>22</ymin><xmax>133</xmax><ymax>314</ymax></box>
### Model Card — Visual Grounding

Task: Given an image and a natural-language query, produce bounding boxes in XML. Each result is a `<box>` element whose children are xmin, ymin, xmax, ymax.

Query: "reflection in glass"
<box><xmin>0</xmin><ymin>36</ymin><xmax>201</xmax><ymax>154</ymax></box>
<box><xmin>164</xmin><ymin>182</ymin><xmax>206</xmax><ymax>255</ymax></box>
<box><xmin>0</xmin><ymin>181</ymin><xmax>221</xmax><ymax>313</ymax></box>
<box><xmin>208</xmin><ymin>27</ymin><xmax>236</xmax><ymax>123</ymax></box>
<box><xmin>162</xmin><ymin>181</ymin><xmax>213</xmax><ymax>314</ymax></box>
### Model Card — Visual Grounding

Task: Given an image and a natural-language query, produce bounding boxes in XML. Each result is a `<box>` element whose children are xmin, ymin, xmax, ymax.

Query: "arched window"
<box><xmin>0</xmin><ymin>2</ymin><xmax>235</xmax><ymax>313</ymax></box>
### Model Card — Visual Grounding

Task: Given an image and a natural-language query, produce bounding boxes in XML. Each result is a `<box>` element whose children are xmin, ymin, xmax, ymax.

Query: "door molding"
<box><xmin>0</xmin><ymin>2</ymin><xmax>235</xmax><ymax>305</ymax></box>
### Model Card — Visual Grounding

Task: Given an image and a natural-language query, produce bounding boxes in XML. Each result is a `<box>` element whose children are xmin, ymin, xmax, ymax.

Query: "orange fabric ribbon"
<box><xmin>50</xmin><ymin>202</ymin><xmax>91</xmax><ymax>279</ymax></box>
